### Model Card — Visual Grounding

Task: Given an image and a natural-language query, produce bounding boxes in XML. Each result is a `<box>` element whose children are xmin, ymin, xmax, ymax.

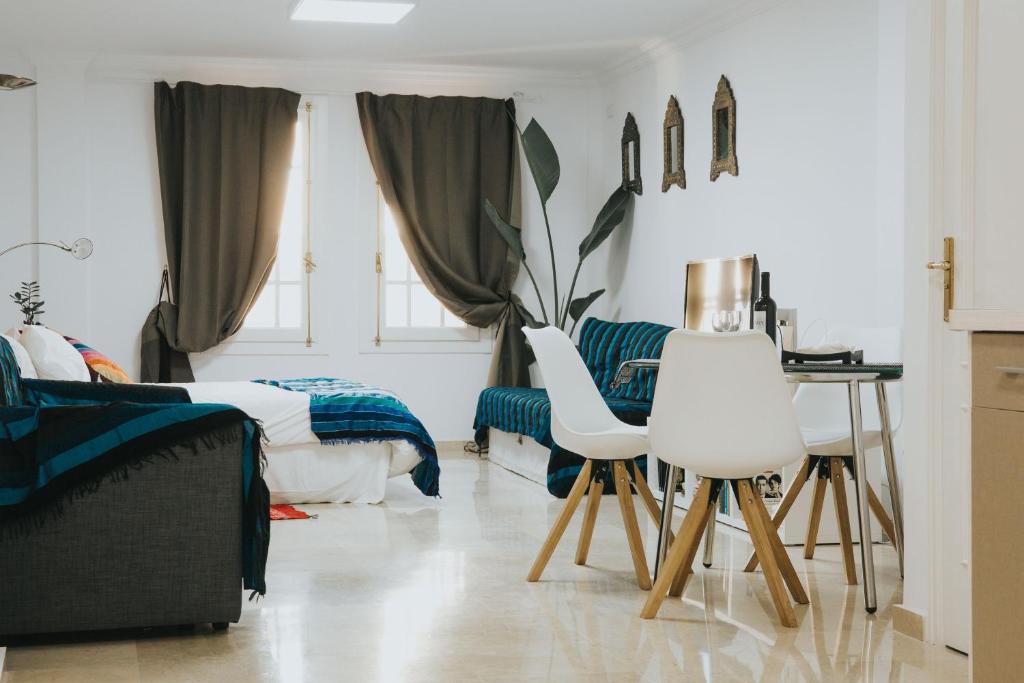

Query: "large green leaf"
<box><xmin>568</xmin><ymin>288</ymin><xmax>606</xmax><ymax>322</ymax></box>
<box><xmin>521</xmin><ymin>118</ymin><xmax>560</xmax><ymax>206</ymax></box>
<box><xmin>578</xmin><ymin>187</ymin><xmax>633</xmax><ymax>260</ymax></box>
<box><xmin>484</xmin><ymin>199</ymin><xmax>525</xmax><ymax>260</ymax></box>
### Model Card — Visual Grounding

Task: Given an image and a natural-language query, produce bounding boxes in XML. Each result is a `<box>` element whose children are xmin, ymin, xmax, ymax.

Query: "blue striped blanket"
<box><xmin>253</xmin><ymin>378</ymin><xmax>439</xmax><ymax>497</ymax></box>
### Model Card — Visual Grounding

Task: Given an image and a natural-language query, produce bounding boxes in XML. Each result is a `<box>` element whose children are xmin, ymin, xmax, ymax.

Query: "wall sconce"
<box><xmin>0</xmin><ymin>238</ymin><xmax>94</xmax><ymax>260</ymax></box>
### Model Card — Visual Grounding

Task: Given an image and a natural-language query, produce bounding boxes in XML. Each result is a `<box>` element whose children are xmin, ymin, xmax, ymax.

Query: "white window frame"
<box><xmin>225</xmin><ymin>95</ymin><xmax>325</xmax><ymax>355</ymax></box>
<box><xmin>361</xmin><ymin>183</ymin><xmax>494</xmax><ymax>355</ymax></box>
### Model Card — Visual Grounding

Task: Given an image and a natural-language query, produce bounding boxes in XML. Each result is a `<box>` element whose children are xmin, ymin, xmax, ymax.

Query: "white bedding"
<box><xmin>166</xmin><ymin>381</ymin><xmax>424</xmax><ymax>503</ymax></box>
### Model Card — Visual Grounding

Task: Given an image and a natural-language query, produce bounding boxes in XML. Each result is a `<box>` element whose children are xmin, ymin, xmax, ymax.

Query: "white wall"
<box><xmin>596</xmin><ymin>0</ymin><xmax>904</xmax><ymax>339</ymax></box>
<box><xmin>2</xmin><ymin>57</ymin><xmax>600</xmax><ymax>440</ymax></box>
<box><xmin>0</xmin><ymin>54</ymin><xmax>36</xmax><ymax>321</ymax></box>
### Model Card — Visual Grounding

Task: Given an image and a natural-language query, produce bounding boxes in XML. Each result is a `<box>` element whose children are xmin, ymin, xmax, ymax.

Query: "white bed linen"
<box><xmin>168</xmin><ymin>381</ymin><xmax>316</xmax><ymax>447</ymax></box>
<box><xmin>166</xmin><ymin>381</ymin><xmax>424</xmax><ymax>504</ymax></box>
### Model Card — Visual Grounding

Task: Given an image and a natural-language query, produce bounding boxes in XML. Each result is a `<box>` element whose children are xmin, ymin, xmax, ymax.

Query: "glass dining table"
<box><xmin>611</xmin><ymin>359</ymin><xmax>905</xmax><ymax>614</ymax></box>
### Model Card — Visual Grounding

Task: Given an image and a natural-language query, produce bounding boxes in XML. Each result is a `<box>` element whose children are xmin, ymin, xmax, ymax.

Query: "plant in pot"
<box><xmin>485</xmin><ymin>117</ymin><xmax>634</xmax><ymax>336</ymax></box>
<box><xmin>10</xmin><ymin>281</ymin><xmax>45</xmax><ymax>325</ymax></box>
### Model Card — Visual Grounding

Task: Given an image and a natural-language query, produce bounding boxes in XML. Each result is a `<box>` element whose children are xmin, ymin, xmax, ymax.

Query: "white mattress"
<box><xmin>166</xmin><ymin>381</ymin><xmax>423</xmax><ymax>504</ymax></box>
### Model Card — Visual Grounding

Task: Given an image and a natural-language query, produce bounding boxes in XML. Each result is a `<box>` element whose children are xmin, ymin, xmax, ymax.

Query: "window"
<box><xmin>243</xmin><ymin>102</ymin><xmax>314</xmax><ymax>342</ymax></box>
<box><xmin>374</xmin><ymin>189</ymin><xmax>479</xmax><ymax>343</ymax></box>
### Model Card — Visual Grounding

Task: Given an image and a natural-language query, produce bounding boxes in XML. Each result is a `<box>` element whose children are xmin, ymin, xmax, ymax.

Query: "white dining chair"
<box><xmin>522</xmin><ymin>326</ymin><xmax>664</xmax><ymax>590</ymax></box>
<box><xmin>742</xmin><ymin>326</ymin><xmax>905</xmax><ymax>582</ymax></box>
<box><xmin>640</xmin><ymin>330</ymin><xmax>809</xmax><ymax>627</ymax></box>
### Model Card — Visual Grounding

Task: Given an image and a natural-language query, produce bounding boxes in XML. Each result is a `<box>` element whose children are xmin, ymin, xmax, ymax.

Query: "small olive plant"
<box><xmin>485</xmin><ymin>113</ymin><xmax>634</xmax><ymax>336</ymax></box>
<box><xmin>10</xmin><ymin>281</ymin><xmax>45</xmax><ymax>325</ymax></box>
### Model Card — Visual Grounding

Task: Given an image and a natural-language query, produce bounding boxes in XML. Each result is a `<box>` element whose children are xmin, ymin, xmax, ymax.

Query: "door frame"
<box><xmin>902</xmin><ymin>0</ymin><xmax>977</xmax><ymax>646</ymax></box>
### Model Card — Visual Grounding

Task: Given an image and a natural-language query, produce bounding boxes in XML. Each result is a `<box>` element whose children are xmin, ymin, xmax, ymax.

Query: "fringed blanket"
<box><xmin>253</xmin><ymin>378</ymin><xmax>440</xmax><ymax>497</ymax></box>
<box><xmin>472</xmin><ymin>387</ymin><xmax>651</xmax><ymax>497</ymax></box>
<box><xmin>0</xmin><ymin>382</ymin><xmax>271</xmax><ymax>597</ymax></box>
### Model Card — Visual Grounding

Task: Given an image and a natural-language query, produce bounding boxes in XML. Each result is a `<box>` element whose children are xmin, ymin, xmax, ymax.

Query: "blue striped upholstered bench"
<box><xmin>472</xmin><ymin>318</ymin><xmax>673</xmax><ymax>497</ymax></box>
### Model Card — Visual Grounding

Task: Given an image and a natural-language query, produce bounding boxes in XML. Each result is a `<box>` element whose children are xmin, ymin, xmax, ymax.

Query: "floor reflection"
<box><xmin>3</xmin><ymin>450</ymin><xmax>967</xmax><ymax>683</ymax></box>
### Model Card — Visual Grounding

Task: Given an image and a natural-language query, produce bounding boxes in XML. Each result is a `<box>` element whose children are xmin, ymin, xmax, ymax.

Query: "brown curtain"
<box><xmin>356</xmin><ymin>92</ymin><xmax>531</xmax><ymax>387</ymax></box>
<box><xmin>152</xmin><ymin>80</ymin><xmax>301</xmax><ymax>356</ymax></box>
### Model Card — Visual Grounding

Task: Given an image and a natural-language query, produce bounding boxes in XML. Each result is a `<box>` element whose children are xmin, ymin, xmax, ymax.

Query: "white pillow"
<box><xmin>1</xmin><ymin>331</ymin><xmax>38</xmax><ymax>379</ymax></box>
<box><xmin>19</xmin><ymin>326</ymin><xmax>90</xmax><ymax>382</ymax></box>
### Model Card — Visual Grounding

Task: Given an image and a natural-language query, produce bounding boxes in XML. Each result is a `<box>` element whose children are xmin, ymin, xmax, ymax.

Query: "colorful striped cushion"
<box><xmin>0</xmin><ymin>336</ymin><xmax>25</xmax><ymax>407</ymax></box>
<box><xmin>63</xmin><ymin>337</ymin><xmax>132</xmax><ymax>384</ymax></box>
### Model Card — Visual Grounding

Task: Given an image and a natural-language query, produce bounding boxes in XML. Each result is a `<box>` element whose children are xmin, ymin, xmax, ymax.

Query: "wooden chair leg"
<box><xmin>737</xmin><ymin>479</ymin><xmax>798</xmax><ymax>627</ymax></box>
<box><xmin>528</xmin><ymin>460</ymin><xmax>593</xmax><ymax>582</ymax></box>
<box><xmin>744</xmin><ymin>458</ymin><xmax>814</xmax><ymax>572</ymax></box>
<box><xmin>668</xmin><ymin>481</ymin><xmax>723</xmax><ymax>597</ymax></box>
<box><xmin>575</xmin><ymin>475</ymin><xmax>603</xmax><ymax>565</ymax></box>
<box><xmin>640</xmin><ymin>478</ymin><xmax>715</xmax><ymax>619</ymax></box>
<box><xmin>750</xmin><ymin>485</ymin><xmax>809</xmax><ymax>605</ymax></box>
<box><xmin>804</xmin><ymin>467</ymin><xmax>828</xmax><ymax>560</ymax></box>
<box><xmin>829</xmin><ymin>457</ymin><xmax>858</xmax><ymax>585</ymax></box>
<box><xmin>867</xmin><ymin>483</ymin><xmax>898</xmax><ymax>547</ymax></box>
<box><xmin>629</xmin><ymin>460</ymin><xmax>675</xmax><ymax>548</ymax></box>
<box><xmin>613</xmin><ymin>461</ymin><xmax>652</xmax><ymax>590</ymax></box>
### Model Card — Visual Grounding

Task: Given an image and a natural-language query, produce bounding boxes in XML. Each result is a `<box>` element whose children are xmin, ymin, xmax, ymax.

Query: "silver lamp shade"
<box><xmin>0</xmin><ymin>75</ymin><xmax>37</xmax><ymax>91</ymax></box>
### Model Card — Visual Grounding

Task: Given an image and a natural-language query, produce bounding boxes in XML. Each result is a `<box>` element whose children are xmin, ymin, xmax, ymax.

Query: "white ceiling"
<box><xmin>0</xmin><ymin>0</ymin><xmax>758</xmax><ymax>74</ymax></box>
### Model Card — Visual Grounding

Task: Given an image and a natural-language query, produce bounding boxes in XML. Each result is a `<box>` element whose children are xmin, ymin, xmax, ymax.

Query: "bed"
<box><xmin>170</xmin><ymin>379</ymin><xmax>437</xmax><ymax>504</ymax></box>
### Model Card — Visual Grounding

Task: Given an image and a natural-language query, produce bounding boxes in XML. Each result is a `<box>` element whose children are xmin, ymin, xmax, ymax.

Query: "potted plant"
<box><xmin>10</xmin><ymin>281</ymin><xmax>45</xmax><ymax>325</ymax></box>
<box><xmin>485</xmin><ymin>116</ymin><xmax>634</xmax><ymax>335</ymax></box>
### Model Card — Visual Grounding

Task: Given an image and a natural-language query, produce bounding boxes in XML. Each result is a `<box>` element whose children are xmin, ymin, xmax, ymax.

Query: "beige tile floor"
<box><xmin>3</xmin><ymin>448</ymin><xmax>968</xmax><ymax>682</ymax></box>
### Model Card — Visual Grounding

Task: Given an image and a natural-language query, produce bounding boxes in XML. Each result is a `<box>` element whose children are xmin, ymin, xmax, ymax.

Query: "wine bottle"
<box><xmin>754</xmin><ymin>272</ymin><xmax>777</xmax><ymax>344</ymax></box>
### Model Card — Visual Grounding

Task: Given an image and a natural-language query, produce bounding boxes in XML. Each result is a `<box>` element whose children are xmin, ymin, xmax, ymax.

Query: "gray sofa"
<box><xmin>0</xmin><ymin>423</ymin><xmax>246</xmax><ymax>638</ymax></box>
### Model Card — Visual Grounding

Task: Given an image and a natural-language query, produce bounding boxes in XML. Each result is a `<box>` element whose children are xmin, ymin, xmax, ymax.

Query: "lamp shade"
<box><xmin>70</xmin><ymin>238</ymin><xmax>93</xmax><ymax>260</ymax></box>
<box><xmin>0</xmin><ymin>75</ymin><xmax>37</xmax><ymax>91</ymax></box>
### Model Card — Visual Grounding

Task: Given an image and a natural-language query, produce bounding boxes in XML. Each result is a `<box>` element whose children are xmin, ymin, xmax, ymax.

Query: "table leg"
<box><xmin>875</xmin><ymin>383</ymin><xmax>905</xmax><ymax>578</ymax></box>
<box><xmin>654</xmin><ymin>465</ymin><xmax>679</xmax><ymax>580</ymax></box>
<box><xmin>847</xmin><ymin>380</ymin><xmax>877</xmax><ymax>613</ymax></box>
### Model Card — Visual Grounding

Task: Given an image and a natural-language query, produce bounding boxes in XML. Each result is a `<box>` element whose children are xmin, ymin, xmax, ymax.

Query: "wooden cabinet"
<box><xmin>971</xmin><ymin>333</ymin><xmax>1024</xmax><ymax>683</ymax></box>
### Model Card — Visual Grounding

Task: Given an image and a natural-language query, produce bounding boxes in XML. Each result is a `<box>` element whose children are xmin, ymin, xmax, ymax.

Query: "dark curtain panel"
<box><xmin>356</xmin><ymin>92</ymin><xmax>530</xmax><ymax>387</ymax></box>
<box><xmin>153</xmin><ymin>80</ymin><xmax>301</xmax><ymax>354</ymax></box>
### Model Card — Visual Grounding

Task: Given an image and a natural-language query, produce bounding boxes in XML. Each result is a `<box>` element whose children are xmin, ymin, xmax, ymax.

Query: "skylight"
<box><xmin>290</xmin><ymin>0</ymin><xmax>415</xmax><ymax>24</ymax></box>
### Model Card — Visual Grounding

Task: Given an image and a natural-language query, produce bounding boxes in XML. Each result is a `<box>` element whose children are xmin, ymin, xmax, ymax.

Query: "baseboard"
<box><xmin>893</xmin><ymin>604</ymin><xmax>926</xmax><ymax>641</ymax></box>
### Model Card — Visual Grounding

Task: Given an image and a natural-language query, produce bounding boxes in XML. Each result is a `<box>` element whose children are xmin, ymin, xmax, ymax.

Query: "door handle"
<box><xmin>926</xmin><ymin>237</ymin><xmax>955</xmax><ymax>322</ymax></box>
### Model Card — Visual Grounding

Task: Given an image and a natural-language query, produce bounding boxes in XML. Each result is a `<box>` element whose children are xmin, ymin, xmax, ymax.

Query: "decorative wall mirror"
<box><xmin>662</xmin><ymin>95</ymin><xmax>685</xmax><ymax>191</ymax></box>
<box><xmin>620</xmin><ymin>112</ymin><xmax>642</xmax><ymax>195</ymax></box>
<box><xmin>710</xmin><ymin>75</ymin><xmax>738</xmax><ymax>181</ymax></box>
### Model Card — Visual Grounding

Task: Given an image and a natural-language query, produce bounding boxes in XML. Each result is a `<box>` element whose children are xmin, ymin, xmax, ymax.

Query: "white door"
<box><xmin>921</xmin><ymin>0</ymin><xmax>1024</xmax><ymax>655</ymax></box>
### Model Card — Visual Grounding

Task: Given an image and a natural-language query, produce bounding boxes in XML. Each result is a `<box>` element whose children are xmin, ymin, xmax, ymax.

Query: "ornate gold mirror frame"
<box><xmin>662</xmin><ymin>95</ymin><xmax>685</xmax><ymax>191</ymax></box>
<box><xmin>621</xmin><ymin>112</ymin><xmax>642</xmax><ymax>195</ymax></box>
<box><xmin>710</xmin><ymin>75</ymin><xmax>738</xmax><ymax>181</ymax></box>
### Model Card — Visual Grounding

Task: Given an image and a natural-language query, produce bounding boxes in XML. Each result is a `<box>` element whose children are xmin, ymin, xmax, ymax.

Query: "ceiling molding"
<box><xmin>600</xmin><ymin>0</ymin><xmax>791</xmax><ymax>79</ymax></box>
<box><xmin>86</xmin><ymin>53</ymin><xmax>599</xmax><ymax>94</ymax></box>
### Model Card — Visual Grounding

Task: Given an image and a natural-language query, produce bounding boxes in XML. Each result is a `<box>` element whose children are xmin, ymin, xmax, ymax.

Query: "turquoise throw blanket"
<box><xmin>253</xmin><ymin>378</ymin><xmax>440</xmax><ymax>497</ymax></box>
<box><xmin>0</xmin><ymin>379</ymin><xmax>270</xmax><ymax>597</ymax></box>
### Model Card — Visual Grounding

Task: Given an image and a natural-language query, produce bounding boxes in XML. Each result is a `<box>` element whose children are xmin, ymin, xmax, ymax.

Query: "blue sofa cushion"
<box><xmin>577</xmin><ymin>318</ymin><xmax>673</xmax><ymax>402</ymax></box>
<box><xmin>472</xmin><ymin>318</ymin><xmax>674</xmax><ymax>497</ymax></box>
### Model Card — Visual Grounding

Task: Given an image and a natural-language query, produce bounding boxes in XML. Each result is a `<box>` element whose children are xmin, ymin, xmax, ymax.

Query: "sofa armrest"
<box><xmin>22</xmin><ymin>379</ymin><xmax>191</xmax><ymax>407</ymax></box>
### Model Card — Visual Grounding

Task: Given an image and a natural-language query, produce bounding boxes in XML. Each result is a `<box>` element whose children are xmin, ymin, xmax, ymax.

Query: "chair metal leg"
<box><xmin>702</xmin><ymin>510</ymin><xmax>717</xmax><ymax>568</ymax></box>
<box><xmin>876</xmin><ymin>383</ymin><xmax>905</xmax><ymax>578</ymax></box>
<box><xmin>654</xmin><ymin>465</ymin><xmax>679</xmax><ymax>580</ymax></box>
